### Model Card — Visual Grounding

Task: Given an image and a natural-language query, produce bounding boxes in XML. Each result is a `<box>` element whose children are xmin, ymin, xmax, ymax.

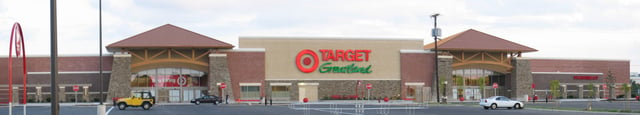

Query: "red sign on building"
<box><xmin>73</xmin><ymin>85</ymin><xmax>79</xmax><ymax>92</ymax></box>
<box><xmin>295</xmin><ymin>49</ymin><xmax>373</xmax><ymax>73</ymax></box>
<box><xmin>532</xmin><ymin>83</ymin><xmax>535</xmax><ymax>89</ymax></box>
<box><xmin>220</xmin><ymin>83</ymin><xmax>227</xmax><ymax>89</ymax></box>
<box><xmin>152</xmin><ymin>75</ymin><xmax>192</xmax><ymax>87</ymax></box>
<box><xmin>573</xmin><ymin>76</ymin><xmax>598</xmax><ymax>80</ymax></box>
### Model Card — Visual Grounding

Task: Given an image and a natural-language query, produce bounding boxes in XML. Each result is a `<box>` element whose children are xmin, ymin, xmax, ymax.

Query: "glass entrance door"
<box><xmin>452</xmin><ymin>69</ymin><xmax>505</xmax><ymax>100</ymax></box>
<box><xmin>169</xmin><ymin>90</ymin><xmax>180</xmax><ymax>103</ymax></box>
<box><xmin>182</xmin><ymin>90</ymin><xmax>201</xmax><ymax>102</ymax></box>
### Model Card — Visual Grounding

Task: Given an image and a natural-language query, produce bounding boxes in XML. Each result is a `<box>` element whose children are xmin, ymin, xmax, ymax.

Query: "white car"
<box><xmin>479</xmin><ymin>96</ymin><xmax>524</xmax><ymax>110</ymax></box>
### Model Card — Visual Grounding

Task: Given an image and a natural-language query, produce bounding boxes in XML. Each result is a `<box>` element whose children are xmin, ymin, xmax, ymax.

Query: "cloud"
<box><xmin>0</xmin><ymin>0</ymin><xmax>639</xmax><ymax>72</ymax></box>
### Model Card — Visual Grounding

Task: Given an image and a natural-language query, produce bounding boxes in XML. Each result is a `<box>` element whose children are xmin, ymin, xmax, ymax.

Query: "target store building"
<box><xmin>0</xmin><ymin>24</ymin><xmax>630</xmax><ymax>104</ymax></box>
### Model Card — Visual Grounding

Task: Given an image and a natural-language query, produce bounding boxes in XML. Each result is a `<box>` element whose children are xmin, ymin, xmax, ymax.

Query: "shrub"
<box><xmin>331</xmin><ymin>95</ymin><xmax>342</xmax><ymax>100</ymax></box>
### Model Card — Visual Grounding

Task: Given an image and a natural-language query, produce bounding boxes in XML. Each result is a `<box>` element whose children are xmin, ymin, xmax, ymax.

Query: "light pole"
<box><xmin>99</xmin><ymin>0</ymin><xmax>103</xmax><ymax>105</ymax></box>
<box><xmin>431</xmin><ymin>13</ymin><xmax>441</xmax><ymax>103</ymax></box>
<box><xmin>98</xmin><ymin>0</ymin><xmax>106</xmax><ymax>115</ymax></box>
<box><xmin>50</xmin><ymin>0</ymin><xmax>60</xmax><ymax>115</ymax></box>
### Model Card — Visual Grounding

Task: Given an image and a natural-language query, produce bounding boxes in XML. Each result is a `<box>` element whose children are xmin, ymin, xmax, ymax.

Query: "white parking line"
<box><xmin>311</xmin><ymin>108</ymin><xmax>360</xmax><ymax>115</ymax></box>
<box><xmin>106</xmin><ymin>106</ymin><xmax>114</xmax><ymax>115</ymax></box>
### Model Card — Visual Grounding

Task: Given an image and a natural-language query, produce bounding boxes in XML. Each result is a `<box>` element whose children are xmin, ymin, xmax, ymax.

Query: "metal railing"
<box><xmin>288</xmin><ymin>102</ymin><xmax>428</xmax><ymax>115</ymax></box>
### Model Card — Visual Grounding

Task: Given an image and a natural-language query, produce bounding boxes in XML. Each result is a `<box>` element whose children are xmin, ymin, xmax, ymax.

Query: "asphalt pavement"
<box><xmin>3</xmin><ymin>102</ymin><xmax>639</xmax><ymax>115</ymax></box>
<box><xmin>527</xmin><ymin>101</ymin><xmax>640</xmax><ymax>111</ymax></box>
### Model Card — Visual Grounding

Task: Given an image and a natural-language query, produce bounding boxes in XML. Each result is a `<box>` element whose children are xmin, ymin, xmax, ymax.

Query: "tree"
<box><xmin>586</xmin><ymin>83</ymin><xmax>595</xmax><ymax>98</ymax></box>
<box><xmin>631</xmin><ymin>81</ymin><xmax>639</xmax><ymax>96</ymax></box>
<box><xmin>455</xmin><ymin>76</ymin><xmax>464</xmax><ymax>99</ymax></box>
<box><xmin>622</xmin><ymin>83</ymin><xmax>631</xmax><ymax>111</ymax></box>
<box><xmin>439</xmin><ymin>78</ymin><xmax>446</xmax><ymax>100</ymax></box>
<box><xmin>604</xmin><ymin>70</ymin><xmax>616</xmax><ymax>99</ymax></box>
<box><xmin>550</xmin><ymin>80</ymin><xmax>560</xmax><ymax>99</ymax></box>
<box><xmin>586</xmin><ymin>83</ymin><xmax>595</xmax><ymax>111</ymax></box>
<box><xmin>477</xmin><ymin>77</ymin><xmax>486</xmax><ymax>98</ymax></box>
<box><xmin>550</xmin><ymin>80</ymin><xmax>561</xmax><ymax>108</ymax></box>
<box><xmin>622</xmin><ymin>83</ymin><xmax>631</xmax><ymax>99</ymax></box>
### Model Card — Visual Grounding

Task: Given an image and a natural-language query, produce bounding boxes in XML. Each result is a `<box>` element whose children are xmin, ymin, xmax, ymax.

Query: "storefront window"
<box><xmin>406</xmin><ymin>86</ymin><xmax>416</xmax><ymax>99</ymax></box>
<box><xmin>169</xmin><ymin>90</ymin><xmax>180</xmax><ymax>102</ymax></box>
<box><xmin>241</xmin><ymin>86</ymin><xmax>261</xmax><ymax>100</ymax></box>
<box><xmin>452</xmin><ymin>69</ymin><xmax>505</xmax><ymax>100</ymax></box>
<box><xmin>271</xmin><ymin>86</ymin><xmax>290</xmax><ymax>99</ymax></box>
<box><xmin>131</xmin><ymin>68</ymin><xmax>206</xmax><ymax>87</ymax></box>
<box><xmin>452</xmin><ymin>69</ymin><xmax>502</xmax><ymax>86</ymax></box>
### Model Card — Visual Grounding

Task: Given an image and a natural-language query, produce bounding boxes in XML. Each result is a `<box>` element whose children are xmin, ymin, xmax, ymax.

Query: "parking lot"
<box><xmin>1</xmin><ymin>102</ymin><xmax>639</xmax><ymax>115</ymax></box>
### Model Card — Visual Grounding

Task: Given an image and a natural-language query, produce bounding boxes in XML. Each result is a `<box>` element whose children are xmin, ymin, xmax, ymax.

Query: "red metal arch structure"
<box><xmin>2</xmin><ymin>22</ymin><xmax>28</xmax><ymax>105</ymax></box>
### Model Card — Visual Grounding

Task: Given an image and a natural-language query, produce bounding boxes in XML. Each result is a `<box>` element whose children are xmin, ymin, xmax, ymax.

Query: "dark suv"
<box><xmin>190</xmin><ymin>95</ymin><xmax>222</xmax><ymax>105</ymax></box>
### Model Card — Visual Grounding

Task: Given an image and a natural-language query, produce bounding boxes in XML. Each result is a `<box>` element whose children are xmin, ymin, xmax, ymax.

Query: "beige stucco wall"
<box><xmin>239</xmin><ymin>37</ymin><xmax>423</xmax><ymax>80</ymax></box>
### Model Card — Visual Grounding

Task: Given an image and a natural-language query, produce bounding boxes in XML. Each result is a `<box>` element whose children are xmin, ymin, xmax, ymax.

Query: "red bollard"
<box><xmin>303</xmin><ymin>98</ymin><xmax>309</xmax><ymax>103</ymax></box>
<box><xmin>383</xmin><ymin>97</ymin><xmax>389</xmax><ymax>102</ymax></box>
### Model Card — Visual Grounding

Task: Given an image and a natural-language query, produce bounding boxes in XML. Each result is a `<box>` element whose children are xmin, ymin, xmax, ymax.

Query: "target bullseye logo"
<box><xmin>295</xmin><ymin>49</ymin><xmax>319</xmax><ymax>73</ymax></box>
<box><xmin>295</xmin><ymin>49</ymin><xmax>373</xmax><ymax>74</ymax></box>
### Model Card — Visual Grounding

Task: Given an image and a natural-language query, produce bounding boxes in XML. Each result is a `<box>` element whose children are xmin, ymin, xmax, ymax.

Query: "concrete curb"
<box><xmin>439</xmin><ymin>103</ymin><xmax>640</xmax><ymax>115</ymax></box>
<box><xmin>526</xmin><ymin>107</ymin><xmax>640</xmax><ymax>115</ymax></box>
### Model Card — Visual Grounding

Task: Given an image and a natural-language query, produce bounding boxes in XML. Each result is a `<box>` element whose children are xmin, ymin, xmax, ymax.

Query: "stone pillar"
<box><xmin>36</xmin><ymin>87</ymin><xmax>42</xmax><ymax>103</ymax></box>
<box><xmin>578</xmin><ymin>85</ymin><xmax>583</xmax><ymax>99</ymax></box>
<box><xmin>608</xmin><ymin>85</ymin><xmax>616</xmax><ymax>99</ymax></box>
<box><xmin>12</xmin><ymin>87</ymin><xmax>19</xmax><ymax>103</ymax></box>
<box><xmin>290</xmin><ymin>81</ymin><xmax>300</xmax><ymax>101</ymax></box>
<box><xmin>593</xmin><ymin>85</ymin><xmax>600</xmax><ymax>99</ymax></box>
<box><xmin>59</xmin><ymin>86</ymin><xmax>66</xmax><ymax>102</ymax></box>
<box><xmin>423</xmin><ymin>86</ymin><xmax>431</xmax><ymax>102</ymax></box>
<box><xmin>209</xmin><ymin>53</ymin><xmax>234</xmax><ymax>103</ymax></box>
<box><xmin>83</xmin><ymin>86</ymin><xmax>90</xmax><ymax>102</ymax></box>
<box><xmin>561</xmin><ymin>85</ymin><xmax>567</xmax><ymax>99</ymax></box>
<box><xmin>418</xmin><ymin>86</ymin><xmax>424</xmax><ymax>102</ymax></box>
<box><xmin>510</xmin><ymin>58</ymin><xmax>533</xmax><ymax>101</ymax></box>
<box><xmin>107</xmin><ymin>54</ymin><xmax>132</xmax><ymax>100</ymax></box>
<box><xmin>265</xmin><ymin>82</ymin><xmax>272</xmax><ymax>100</ymax></box>
<box><xmin>437</xmin><ymin>56</ymin><xmax>453</xmax><ymax>101</ymax></box>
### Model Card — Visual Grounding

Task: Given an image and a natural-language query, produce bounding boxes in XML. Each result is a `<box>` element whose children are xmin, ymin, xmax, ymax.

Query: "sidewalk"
<box><xmin>3</xmin><ymin>100</ymin><xmax>421</xmax><ymax>107</ymax></box>
<box><xmin>7</xmin><ymin>102</ymin><xmax>194</xmax><ymax>107</ymax></box>
<box><xmin>21</xmin><ymin>103</ymin><xmax>107</xmax><ymax>106</ymax></box>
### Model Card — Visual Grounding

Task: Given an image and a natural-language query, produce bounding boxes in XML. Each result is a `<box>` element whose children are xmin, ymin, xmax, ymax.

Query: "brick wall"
<box><xmin>529</xmin><ymin>59</ymin><xmax>630</xmax><ymax>83</ymax></box>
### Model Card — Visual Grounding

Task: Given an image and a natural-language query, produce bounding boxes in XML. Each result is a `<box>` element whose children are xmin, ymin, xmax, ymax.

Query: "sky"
<box><xmin>0</xmin><ymin>0</ymin><xmax>639</xmax><ymax>72</ymax></box>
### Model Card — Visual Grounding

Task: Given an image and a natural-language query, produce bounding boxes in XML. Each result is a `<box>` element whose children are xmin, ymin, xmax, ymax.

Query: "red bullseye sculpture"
<box><xmin>4</xmin><ymin>22</ymin><xmax>28</xmax><ymax>105</ymax></box>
